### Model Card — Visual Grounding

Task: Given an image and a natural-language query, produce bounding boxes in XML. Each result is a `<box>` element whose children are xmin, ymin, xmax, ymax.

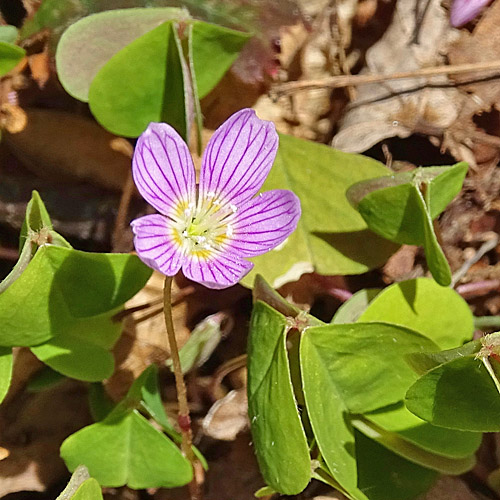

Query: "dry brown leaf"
<box><xmin>202</xmin><ymin>388</ymin><xmax>248</xmax><ymax>441</ymax></box>
<box><xmin>106</xmin><ymin>271</ymin><xmax>247</xmax><ymax>401</ymax></box>
<box><xmin>156</xmin><ymin>433</ymin><xmax>262</xmax><ymax>500</ymax></box>
<box><xmin>332</xmin><ymin>0</ymin><xmax>463</xmax><ymax>153</ymax></box>
<box><xmin>105</xmin><ymin>271</ymin><xmax>192</xmax><ymax>401</ymax></box>
<box><xmin>444</xmin><ymin>1</ymin><xmax>500</xmax><ymax>164</ymax></box>
<box><xmin>3</xmin><ymin>108</ymin><xmax>131</xmax><ymax>191</ymax></box>
<box><xmin>418</xmin><ymin>476</ymin><xmax>479</xmax><ymax>500</ymax></box>
<box><xmin>0</xmin><ymin>381</ymin><xmax>90</xmax><ymax>496</ymax></box>
<box><xmin>448</xmin><ymin>0</ymin><xmax>500</xmax><ymax>108</ymax></box>
<box><xmin>382</xmin><ymin>245</ymin><xmax>421</xmax><ymax>283</ymax></box>
<box><xmin>254</xmin><ymin>1</ymin><xmax>344</xmax><ymax>141</ymax></box>
<box><xmin>28</xmin><ymin>45</ymin><xmax>50</xmax><ymax>89</ymax></box>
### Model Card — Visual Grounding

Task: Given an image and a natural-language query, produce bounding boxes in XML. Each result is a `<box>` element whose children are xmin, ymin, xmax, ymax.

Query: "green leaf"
<box><xmin>1</xmin><ymin>191</ymin><xmax>69</xmax><ymax>295</ymax></box>
<box><xmin>405</xmin><ymin>339</ymin><xmax>482</xmax><ymax>375</ymax></box>
<box><xmin>422</xmin><ymin>164</ymin><xmax>469</xmax><ymax>219</ymax></box>
<box><xmin>301</xmin><ymin>323</ymin><xmax>438</xmax><ymax>414</ymax></box>
<box><xmin>0</xmin><ymin>245</ymin><xmax>150</xmax><ymax>347</ymax></box>
<box><xmin>347</xmin><ymin>164</ymin><xmax>467</xmax><ymax>286</ymax></box>
<box><xmin>39</xmin><ymin>246</ymin><xmax>151</xmax><ymax>318</ymax></box>
<box><xmin>20</xmin><ymin>0</ymin><xmax>87</xmax><ymax>40</ymax></box>
<box><xmin>252</xmin><ymin>274</ymin><xmax>316</xmax><ymax>322</ymax></box>
<box><xmin>190</xmin><ymin>21</ymin><xmax>250</xmax><ymax>99</ymax></box>
<box><xmin>56</xmin><ymin>465</ymin><xmax>103</xmax><ymax>500</ymax></box>
<box><xmin>89</xmin><ymin>20</ymin><xmax>187</xmax><ymax>138</ymax></box>
<box><xmin>72</xmin><ymin>479</ymin><xmax>103</xmax><ymax>500</ymax></box>
<box><xmin>0</xmin><ymin>25</ymin><xmax>18</xmax><ymax>44</ymax></box>
<box><xmin>356</xmin><ymin>183</ymin><xmax>451</xmax><ymax>284</ymax></box>
<box><xmin>88</xmin><ymin>383</ymin><xmax>115</xmax><ymax>421</ymax></box>
<box><xmin>60</xmin><ymin>407</ymin><xmax>192</xmax><ymax>489</ymax></box>
<box><xmin>364</xmin><ymin>402</ymin><xmax>482</xmax><ymax>459</ymax></box>
<box><xmin>349</xmin><ymin>180</ymin><xmax>422</xmax><ymax>244</ymax></box>
<box><xmin>0</xmin><ymin>238</ymin><xmax>32</xmax><ymax>295</ymax></box>
<box><xmin>19</xmin><ymin>191</ymin><xmax>71</xmax><ymax>252</ymax></box>
<box><xmin>241</xmin><ymin>135</ymin><xmax>399</xmax><ymax>287</ymax></box>
<box><xmin>130</xmin><ymin>365</ymin><xmax>208</xmax><ymax>470</ymax></box>
<box><xmin>124</xmin><ymin>364</ymin><xmax>175</xmax><ymax>434</ymax></box>
<box><xmin>331</xmin><ymin>288</ymin><xmax>381</xmax><ymax>324</ymax></box>
<box><xmin>0</xmin><ymin>347</ymin><xmax>13</xmax><ymax>405</ymax></box>
<box><xmin>358</xmin><ymin>278</ymin><xmax>474</xmax><ymax>349</ymax></box>
<box><xmin>55</xmin><ymin>8</ymin><xmax>248</xmax><ymax>103</ymax></box>
<box><xmin>347</xmin><ymin>164</ymin><xmax>467</xmax><ymax>222</ymax></box>
<box><xmin>21</xmin><ymin>190</ymin><xmax>54</xmax><ymax>237</ymax></box>
<box><xmin>27</xmin><ymin>366</ymin><xmax>66</xmax><ymax>392</ymax></box>
<box><xmin>406</xmin><ymin>355</ymin><xmax>500</xmax><ymax>432</ymax></box>
<box><xmin>355</xmin><ymin>430</ymin><xmax>438</xmax><ymax>500</ymax></box>
<box><xmin>247</xmin><ymin>301</ymin><xmax>310</xmax><ymax>494</ymax></box>
<box><xmin>30</xmin><ymin>312</ymin><xmax>121</xmax><ymax>381</ymax></box>
<box><xmin>353</xmin><ymin>418</ymin><xmax>475</xmax><ymax>474</ymax></box>
<box><xmin>56</xmin><ymin>8</ymin><xmax>187</xmax><ymax>101</ymax></box>
<box><xmin>255</xmin><ymin>486</ymin><xmax>277</xmax><ymax>497</ymax></box>
<box><xmin>300</xmin><ymin>331</ymin><xmax>366</xmax><ymax>499</ymax></box>
<box><xmin>0</xmin><ymin>41</ymin><xmax>25</xmax><ymax>76</ymax></box>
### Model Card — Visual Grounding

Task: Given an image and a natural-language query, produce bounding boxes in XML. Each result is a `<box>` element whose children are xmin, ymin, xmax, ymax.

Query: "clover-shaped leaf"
<box><xmin>241</xmin><ymin>135</ymin><xmax>399</xmax><ymax>287</ymax></box>
<box><xmin>61</xmin><ymin>365</ymin><xmax>193</xmax><ymax>489</ymax></box>
<box><xmin>0</xmin><ymin>245</ymin><xmax>150</xmax><ymax>348</ymax></box>
<box><xmin>55</xmin><ymin>8</ymin><xmax>187</xmax><ymax>101</ymax></box>
<box><xmin>406</xmin><ymin>353</ymin><xmax>500</xmax><ymax>432</ymax></box>
<box><xmin>364</xmin><ymin>403</ymin><xmax>481</xmax><ymax>460</ymax></box>
<box><xmin>358</xmin><ymin>278</ymin><xmax>474</xmax><ymax>349</ymax></box>
<box><xmin>0</xmin><ymin>192</ymin><xmax>151</xmax><ymax>381</ymax></box>
<box><xmin>61</xmin><ymin>406</ymin><xmax>192</xmax><ymax>489</ymax></box>
<box><xmin>56</xmin><ymin>8</ymin><xmax>249</xmax><ymax>140</ymax></box>
<box><xmin>247</xmin><ymin>301</ymin><xmax>311</xmax><ymax>495</ymax></box>
<box><xmin>355</xmin><ymin>430</ymin><xmax>438</xmax><ymax>500</ymax></box>
<box><xmin>347</xmin><ymin>163</ymin><xmax>468</xmax><ymax>285</ymax></box>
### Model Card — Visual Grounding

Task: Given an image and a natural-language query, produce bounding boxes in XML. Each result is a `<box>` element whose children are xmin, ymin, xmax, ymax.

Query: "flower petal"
<box><xmin>228</xmin><ymin>190</ymin><xmax>301</xmax><ymax>257</ymax></box>
<box><xmin>199</xmin><ymin>109</ymin><xmax>279</xmax><ymax>207</ymax></box>
<box><xmin>131</xmin><ymin>214</ymin><xmax>184</xmax><ymax>276</ymax></box>
<box><xmin>132</xmin><ymin>122</ymin><xmax>196</xmax><ymax>217</ymax></box>
<box><xmin>182</xmin><ymin>252</ymin><xmax>253</xmax><ymax>289</ymax></box>
<box><xmin>450</xmin><ymin>0</ymin><xmax>491</xmax><ymax>26</ymax></box>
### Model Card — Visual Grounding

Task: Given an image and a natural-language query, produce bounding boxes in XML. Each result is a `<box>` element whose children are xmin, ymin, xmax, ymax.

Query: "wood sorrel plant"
<box><xmin>130</xmin><ymin>108</ymin><xmax>301</xmax><ymax>496</ymax></box>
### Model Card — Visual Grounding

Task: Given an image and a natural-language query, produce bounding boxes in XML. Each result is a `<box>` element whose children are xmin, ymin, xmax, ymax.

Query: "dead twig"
<box><xmin>271</xmin><ymin>60</ymin><xmax>500</xmax><ymax>97</ymax></box>
<box><xmin>452</xmin><ymin>235</ymin><xmax>500</xmax><ymax>287</ymax></box>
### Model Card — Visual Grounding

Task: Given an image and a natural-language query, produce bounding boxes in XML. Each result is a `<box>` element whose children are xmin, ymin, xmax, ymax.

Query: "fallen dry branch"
<box><xmin>271</xmin><ymin>59</ymin><xmax>500</xmax><ymax>97</ymax></box>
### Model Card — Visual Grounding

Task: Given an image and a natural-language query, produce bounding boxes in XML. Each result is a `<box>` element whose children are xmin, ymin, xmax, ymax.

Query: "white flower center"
<box><xmin>171</xmin><ymin>196</ymin><xmax>237</xmax><ymax>257</ymax></box>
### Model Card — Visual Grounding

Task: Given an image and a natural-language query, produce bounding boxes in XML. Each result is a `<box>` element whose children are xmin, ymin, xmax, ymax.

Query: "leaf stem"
<box><xmin>475</xmin><ymin>316</ymin><xmax>500</xmax><ymax>331</ymax></box>
<box><xmin>163</xmin><ymin>276</ymin><xmax>200</xmax><ymax>499</ymax></box>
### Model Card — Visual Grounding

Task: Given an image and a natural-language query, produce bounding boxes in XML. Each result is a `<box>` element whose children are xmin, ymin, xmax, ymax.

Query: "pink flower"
<box><xmin>131</xmin><ymin>109</ymin><xmax>301</xmax><ymax>289</ymax></box>
<box><xmin>450</xmin><ymin>0</ymin><xmax>492</xmax><ymax>27</ymax></box>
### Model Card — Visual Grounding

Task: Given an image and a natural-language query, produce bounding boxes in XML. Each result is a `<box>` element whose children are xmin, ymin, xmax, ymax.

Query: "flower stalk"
<box><xmin>163</xmin><ymin>276</ymin><xmax>199</xmax><ymax>498</ymax></box>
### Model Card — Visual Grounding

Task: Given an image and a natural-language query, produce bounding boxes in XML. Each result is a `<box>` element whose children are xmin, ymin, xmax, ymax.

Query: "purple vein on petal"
<box><xmin>152</xmin><ymin>130</ymin><xmax>185</xmax><ymax>200</ymax></box>
<box><xmin>136</xmin><ymin>149</ymin><xmax>177</xmax><ymax>206</ymax></box>
<box><xmin>131</xmin><ymin>214</ymin><xmax>184</xmax><ymax>276</ymax></box>
<box><xmin>206</xmin><ymin>111</ymin><xmax>252</xmax><ymax>193</ymax></box>
<box><xmin>229</xmin><ymin>190</ymin><xmax>301</xmax><ymax>257</ymax></box>
<box><xmin>200</xmin><ymin>109</ymin><xmax>278</xmax><ymax>207</ymax></box>
<box><xmin>218</xmin><ymin>128</ymin><xmax>274</xmax><ymax>204</ymax></box>
<box><xmin>133</xmin><ymin>149</ymin><xmax>176</xmax><ymax>215</ymax></box>
<box><xmin>152</xmin><ymin>129</ymin><xmax>192</xmax><ymax>203</ymax></box>
<box><xmin>132</xmin><ymin>122</ymin><xmax>195</xmax><ymax>217</ymax></box>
